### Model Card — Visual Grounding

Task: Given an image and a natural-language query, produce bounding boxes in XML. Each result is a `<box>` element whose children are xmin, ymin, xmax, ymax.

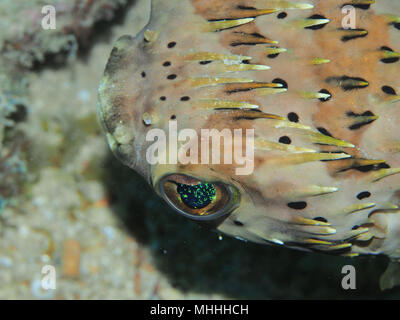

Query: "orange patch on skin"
<box><xmin>191</xmin><ymin>0</ymin><xmax>260</xmax><ymax>20</ymax></box>
<box><xmin>310</xmin><ymin>3</ymin><xmax>392</xmax><ymax>176</ymax></box>
<box><xmin>312</xmin><ymin>6</ymin><xmax>390</xmax><ymax>127</ymax></box>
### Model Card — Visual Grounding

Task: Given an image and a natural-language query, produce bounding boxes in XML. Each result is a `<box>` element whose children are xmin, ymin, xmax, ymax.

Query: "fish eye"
<box><xmin>158</xmin><ymin>174</ymin><xmax>239</xmax><ymax>221</ymax></box>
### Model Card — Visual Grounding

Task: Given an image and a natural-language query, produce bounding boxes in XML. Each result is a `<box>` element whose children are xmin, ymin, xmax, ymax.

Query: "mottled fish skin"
<box><xmin>98</xmin><ymin>0</ymin><xmax>400</xmax><ymax>261</ymax></box>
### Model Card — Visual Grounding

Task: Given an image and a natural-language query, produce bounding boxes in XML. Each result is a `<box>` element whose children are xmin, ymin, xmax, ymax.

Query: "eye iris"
<box><xmin>176</xmin><ymin>183</ymin><xmax>216</xmax><ymax>209</ymax></box>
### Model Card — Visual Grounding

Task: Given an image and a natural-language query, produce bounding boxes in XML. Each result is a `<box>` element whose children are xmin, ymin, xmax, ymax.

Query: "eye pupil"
<box><xmin>160</xmin><ymin>174</ymin><xmax>239</xmax><ymax>220</ymax></box>
<box><xmin>176</xmin><ymin>183</ymin><xmax>216</xmax><ymax>209</ymax></box>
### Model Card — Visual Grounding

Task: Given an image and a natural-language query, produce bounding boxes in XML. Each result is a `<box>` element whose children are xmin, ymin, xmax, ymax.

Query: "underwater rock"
<box><xmin>0</xmin><ymin>0</ymin><xmax>130</xmax><ymax>68</ymax></box>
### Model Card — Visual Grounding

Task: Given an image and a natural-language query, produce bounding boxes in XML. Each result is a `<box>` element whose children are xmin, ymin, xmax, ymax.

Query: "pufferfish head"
<box><xmin>98</xmin><ymin>0</ymin><xmax>400</xmax><ymax>259</ymax></box>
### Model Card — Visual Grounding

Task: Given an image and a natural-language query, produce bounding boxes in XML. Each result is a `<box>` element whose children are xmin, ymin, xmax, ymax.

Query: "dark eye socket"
<box><xmin>158</xmin><ymin>174</ymin><xmax>239</xmax><ymax>221</ymax></box>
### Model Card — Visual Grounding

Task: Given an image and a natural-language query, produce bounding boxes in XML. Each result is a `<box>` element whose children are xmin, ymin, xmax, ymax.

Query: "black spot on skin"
<box><xmin>349</xmin><ymin>122</ymin><xmax>374</xmax><ymax>130</ymax></box>
<box><xmin>347</xmin><ymin>111</ymin><xmax>376</xmax><ymax>130</ymax></box>
<box><xmin>167</xmin><ymin>74</ymin><xmax>177</xmax><ymax>80</ymax></box>
<box><xmin>346</xmin><ymin>110</ymin><xmax>374</xmax><ymax>117</ymax></box>
<box><xmin>288</xmin><ymin>112</ymin><xmax>299</xmax><ymax>123</ymax></box>
<box><xmin>344</xmin><ymin>4</ymin><xmax>371</xmax><ymax>10</ymax></box>
<box><xmin>318</xmin><ymin>89</ymin><xmax>332</xmax><ymax>101</ymax></box>
<box><xmin>163</xmin><ymin>61</ymin><xmax>171</xmax><ymax>67</ymax></box>
<box><xmin>305</xmin><ymin>14</ymin><xmax>329</xmax><ymax>30</ymax></box>
<box><xmin>322</xmin><ymin>150</ymin><xmax>348</xmax><ymax>154</ymax></box>
<box><xmin>363</xmin><ymin>111</ymin><xmax>374</xmax><ymax>117</ymax></box>
<box><xmin>279</xmin><ymin>136</ymin><xmax>291</xmax><ymax>144</ymax></box>
<box><xmin>200</xmin><ymin>60</ymin><xmax>212</xmax><ymax>65</ymax></box>
<box><xmin>317</xmin><ymin>127</ymin><xmax>333</xmax><ymax>137</ymax></box>
<box><xmin>313</xmin><ymin>217</ymin><xmax>328</xmax><ymax>223</ymax></box>
<box><xmin>180</xmin><ymin>96</ymin><xmax>190</xmax><ymax>101</ymax></box>
<box><xmin>237</xmin><ymin>5</ymin><xmax>257</xmax><ymax>10</ymax></box>
<box><xmin>326</xmin><ymin>75</ymin><xmax>369</xmax><ymax>91</ymax></box>
<box><xmin>141</xmin><ymin>71</ymin><xmax>146</xmax><ymax>78</ymax></box>
<box><xmin>234</xmin><ymin>220</ymin><xmax>244</xmax><ymax>226</ymax></box>
<box><xmin>355</xmin><ymin>165</ymin><xmax>374</xmax><ymax>172</ymax></box>
<box><xmin>287</xmin><ymin>202</ymin><xmax>307</xmax><ymax>210</ymax></box>
<box><xmin>231</xmin><ymin>32</ymin><xmax>265</xmax><ymax>46</ymax></box>
<box><xmin>380</xmin><ymin>46</ymin><xmax>399</xmax><ymax>64</ymax></box>
<box><xmin>339</xmin><ymin>28</ymin><xmax>368</xmax><ymax>42</ymax></box>
<box><xmin>225</xmin><ymin>85</ymin><xmax>257</xmax><ymax>94</ymax></box>
<box><xmin>382</xmin><ymin>85</ymin><xmax>396</xmax><ymax>95</ymax></box>
<box><xmin>231</xmin><ymin>110</ymin><xmax>273</xmax><ymax>120</ymax></box>
<box><xmin>242</xmin><ymin>60</ymin><xmax>250</xmax><ymax>64</ymax></box>
<box><xmin>267</xmin><ymin>46</ymin><xmax>281</xmax><ymax>59</ymax></box>
<box><xmin>167</xmin><ymin>41</ymin><xmax>176</xmax><ymax>48</ymax></box>
<box><xmin>357</xmin><ymin>191</ymin><xmax>371</xmax><ymax>200</ymax></box>
<box><xmin>160</xmin><ymin>96</ymin><xmax>166</xmax><ymax>101</ymax></box>
<box><xmin>230</xmin><ymin>42</ymin><xmax>247</xmax><ymax>47</ymax></box>
<box><xmin>250</xmin><ymin>32</ymin><xmax>266</xmax><ymax>39</ymax></box>
<box><xmin>378</xmin><ymin>163</ymin><xmax>391</xmax><ymax>169</ymax></box>
<box><xmin>277</xmin><ymin>12</ymin><xmax>287</xmax><ymax>19</ymax></box>
<box><xmin>355</xmin><ymin>162</ymin><xmax>390</xmax><ymax>172</ymax></box>
<box><xmin>272</xmin><ymin>78</ymin><xmax>288</xmax><ymax>89</ymax></box>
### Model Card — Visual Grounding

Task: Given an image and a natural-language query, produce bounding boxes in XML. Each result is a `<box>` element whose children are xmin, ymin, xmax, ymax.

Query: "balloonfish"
<box><xmin>98</xmin><ymin>0</ymin><xmax>400</xmax><ymax>287</ymax></box>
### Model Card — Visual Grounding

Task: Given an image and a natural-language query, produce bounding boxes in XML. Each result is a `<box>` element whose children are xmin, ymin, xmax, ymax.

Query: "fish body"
<box><xmin>98</xmin><ymin>0</ymin><xmax>400</xmax><ymax>267</ymax></box>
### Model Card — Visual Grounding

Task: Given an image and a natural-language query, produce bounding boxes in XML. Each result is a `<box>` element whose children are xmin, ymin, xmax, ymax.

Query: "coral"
<box><xmin>0</xmin><ymin>0</ymin><xmax>130</xmax><ymax>69</ymax></box>
<box><xmin>0</xmin><ymin>0</ymin><xmax>133</xmax><ymax>213</ymax></box>
<box><xmin>0</xmin><ymin>63</ymin><xmax>29</xmax><ymax>213</ymax></box>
